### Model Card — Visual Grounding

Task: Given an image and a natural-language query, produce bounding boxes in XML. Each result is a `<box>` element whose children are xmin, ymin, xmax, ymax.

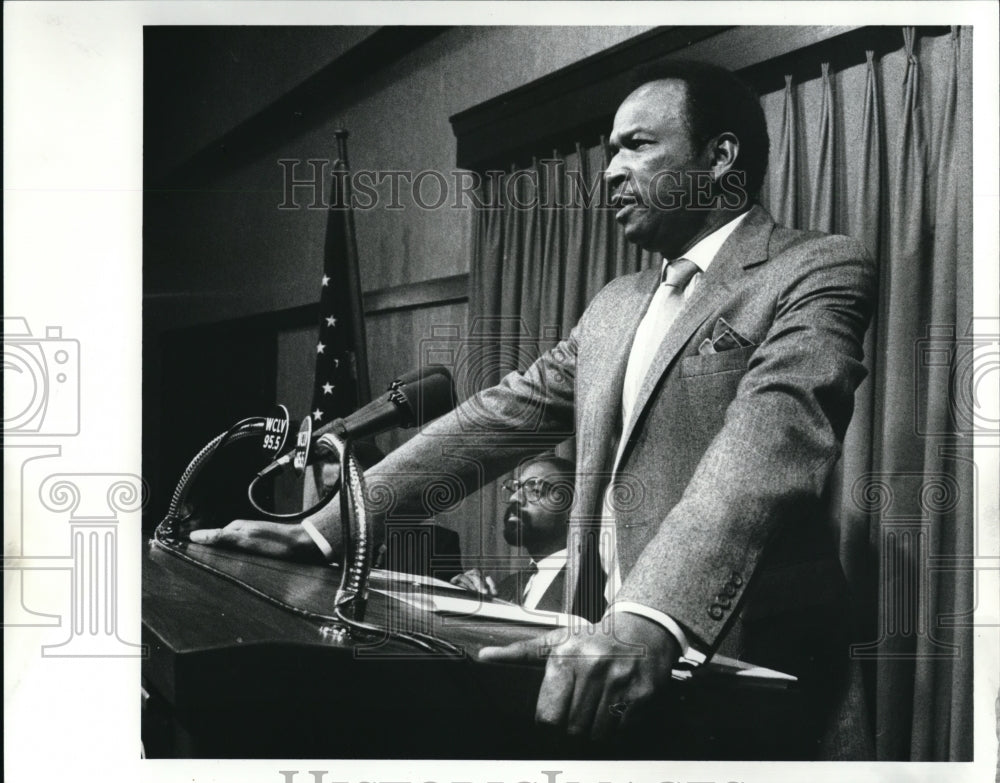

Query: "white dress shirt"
<box><xmin>603</xmin><ymin>210</ymin><xmax>750</xmax><ymax>664</ymax></box>
<box><xmin>521</xmin><ymin>548</ymin><xmax>568</xmax><ymax>610</ymax></box>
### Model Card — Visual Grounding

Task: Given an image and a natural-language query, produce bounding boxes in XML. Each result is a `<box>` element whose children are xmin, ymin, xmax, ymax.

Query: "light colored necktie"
<box><xmin>620</xmin><ymin>257</ymin><xmax>700</xmax><ymax>426</ymax></box>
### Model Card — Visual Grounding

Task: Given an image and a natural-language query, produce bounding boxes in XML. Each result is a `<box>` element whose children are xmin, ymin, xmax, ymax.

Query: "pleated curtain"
<box><xmin>467</xmin><ymin>27</ymin><xmax>974</xmax><ymax>761</ymax></box>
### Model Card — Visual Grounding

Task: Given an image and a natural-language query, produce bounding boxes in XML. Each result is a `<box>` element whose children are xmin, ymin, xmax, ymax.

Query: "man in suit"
<box><xmin>451</xmin><ymin>455</ymin><xmax>574</xmax><ymax>612</ymax></box>
<box><xmin>192</xmin><ymin>61</ymin><xmax>874</xmax><ymax>757</ymax></box>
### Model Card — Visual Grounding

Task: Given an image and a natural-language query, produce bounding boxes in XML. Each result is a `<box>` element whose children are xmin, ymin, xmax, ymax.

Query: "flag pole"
<box><xmin>331</xmin><ymin>128</ymin><xmax>371</xmax><ymax>405</ymax></box>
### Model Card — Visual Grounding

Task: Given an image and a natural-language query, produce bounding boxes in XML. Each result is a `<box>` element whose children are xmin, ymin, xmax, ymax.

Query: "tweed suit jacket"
<box><xmin>571</xmin><ymin>205</ymin><xmax>874</xmax><ymax>653</ymax></box>
<box><xmin>365</xmin><ymin>204</ymin><xmax>874</xmax><ymax>751</ymax></box>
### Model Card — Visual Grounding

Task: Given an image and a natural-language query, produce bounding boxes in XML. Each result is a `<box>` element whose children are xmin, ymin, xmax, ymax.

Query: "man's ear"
<box><xmin>710</xmin><ymin>132</ymin><xmax>740</xmax><ymax>180</ymax></box>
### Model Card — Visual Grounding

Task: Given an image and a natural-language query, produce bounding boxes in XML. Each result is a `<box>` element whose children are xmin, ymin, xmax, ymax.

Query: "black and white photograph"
<box><xmin>5</xmin><ymin>3</ymin><xmax>999</xmax><ymax>781</ymax></box>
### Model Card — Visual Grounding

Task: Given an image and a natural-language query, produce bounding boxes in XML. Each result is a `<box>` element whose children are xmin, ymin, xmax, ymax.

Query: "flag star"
<box><xmin>325</xmin><ymin>315</ymin><xmax>337</xmax><ymax>327</ymax></box>
<box><xmin>321</xmin><ymin>275</ymin><xmax>330</xmax><ymax>287</ymax></box>
<box><xmin>321</xmin><ymin>382</ymin><xmax>334</xmax><ymax>395</ymax></box>
<box><xmin>312</xmin><ymin>408</ymin><xmax>324</xmax><ymax>421</ymax></box>
<box><xmin>316</xmin><ymin>342</ymin><xmax>326</xmax><ymax>354</ymax></box>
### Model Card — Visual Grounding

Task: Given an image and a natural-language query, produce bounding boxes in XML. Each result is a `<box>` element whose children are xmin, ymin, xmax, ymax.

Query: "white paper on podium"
<box><xmin>369</xmin><ymin>585</ymin><xmax>575</xmax><ymax>624</ymax></box>
<box><xmin>368</xmin><ymin>567</ymin><xmax>459</xmax><ymax>591</ymax></box>
<box><xmin>369</xmin><ymin>586</ymin><xmax>796</xmax><ymax>684</ymax></box>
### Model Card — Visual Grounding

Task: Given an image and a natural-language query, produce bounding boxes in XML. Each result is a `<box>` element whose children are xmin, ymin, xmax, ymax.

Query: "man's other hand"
<box><xmin>450</xmin><ymin>568</ymin><xmax>497</xmax><ymax>596</ymax></box>
<box><xmin>189</xmin><ymin>520</ymin><xmax>325</xmax><ymax>563</ymax></box>
<box><xmin>478</xmin><ymin>612</ymin><xmax>680</xmax><ymax>741</ymax></box>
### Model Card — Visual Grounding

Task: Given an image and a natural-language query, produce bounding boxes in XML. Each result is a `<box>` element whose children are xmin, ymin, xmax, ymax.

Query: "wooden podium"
<box><xmin>142</xmin><ymin>542</ymin><xmax>804</xmax><ymax>759</ymax></box>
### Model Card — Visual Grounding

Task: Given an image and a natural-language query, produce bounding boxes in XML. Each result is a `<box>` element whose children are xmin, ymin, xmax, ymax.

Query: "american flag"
<box><xmin>309</xmin><ymin>130</ymin><xmax>370</xmax><ymax>425</ymax></box>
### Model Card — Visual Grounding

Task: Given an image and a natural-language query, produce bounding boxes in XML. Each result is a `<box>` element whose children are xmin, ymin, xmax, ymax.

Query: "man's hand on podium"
<box><xmin>478</xmin><ymin>611</ymin><xmax>680</xmax><ymax>741</ymax></box>
<box><xmin>189</xmin><ymin>520</ymin><xmax>326</xmax><ymax>563</ymax></box>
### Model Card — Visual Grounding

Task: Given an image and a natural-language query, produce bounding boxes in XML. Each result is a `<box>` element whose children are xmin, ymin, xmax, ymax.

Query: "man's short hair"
<box><xmin>523</xmin><ymin>453</ymin><xmax>576</xmax><ymax>483</ymax></box>
<box><xmin>626</xmin><ymin>60</ymin><xmax>770</xmax><ymax>199</ymax></box>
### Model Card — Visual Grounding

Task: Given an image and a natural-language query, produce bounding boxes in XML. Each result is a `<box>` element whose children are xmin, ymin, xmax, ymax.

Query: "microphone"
<box><xmin>257</xmin><ymin>366</ymin><xmax>454</xmax><ymax>478</ymax></box>
<box><xmin>322</xmin><ymin>365</ymin><xmax>454</xmax><ymax>443</ymax></box>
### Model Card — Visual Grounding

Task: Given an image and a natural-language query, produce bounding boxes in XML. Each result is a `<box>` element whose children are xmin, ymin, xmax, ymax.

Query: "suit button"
<box><xmin>721</xmin><ymin>583</ymin><xmax>738</xmax><ymax>598</ymax></box>
<box><xmin>714</xmin><ymin>595</ymin><xmax>732</xmax><ymax>609</ymax></box>
<box><xmin>708</xmin><ymin>604</ymin><xmax>725</xmax><ymax>620</ymax></box>
<box><xmin>731</xmin><ymin>573</ymin><xmax>744</xmax><ymax>587</ymax></box>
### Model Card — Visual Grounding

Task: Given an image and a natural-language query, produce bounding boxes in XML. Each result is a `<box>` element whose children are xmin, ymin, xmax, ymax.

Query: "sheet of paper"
<box><xmin>371</xmin><ymin>587</ymin><xmax>797</xmax><ymax>683</ymax></box>
<box><xmin>368</xmin><ymin>567</ymin><xmax>460</xmax><ymax>591</ymax></box>
<box><xmin>370</xmin><ymin>586</ymin><xmax>576</xmax><ymax>626</ymax></box>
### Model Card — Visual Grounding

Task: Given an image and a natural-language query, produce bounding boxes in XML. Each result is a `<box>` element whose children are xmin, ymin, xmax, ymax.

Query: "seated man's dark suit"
<box><xmin>496</xmin><ymin>565</ymin><xmax>567</xmax><ymax>612</ymax></box>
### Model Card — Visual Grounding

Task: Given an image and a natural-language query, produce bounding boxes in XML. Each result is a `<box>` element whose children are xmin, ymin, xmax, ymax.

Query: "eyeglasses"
<box><xmin>500</xmin><ymin>477</ymin><xmax>552</xmax><ymax>503</ymax></box>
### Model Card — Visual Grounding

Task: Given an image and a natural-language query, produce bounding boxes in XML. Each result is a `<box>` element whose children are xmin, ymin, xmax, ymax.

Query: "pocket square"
<box><xmin>710</xmin><ymin>318</ymin><xmax>755</xmax><ymax>352</ymax></box>
<box><xmin>698</xmin><ymin>337</ymin><xmax>717</xmax><ymax>356</ymax></box>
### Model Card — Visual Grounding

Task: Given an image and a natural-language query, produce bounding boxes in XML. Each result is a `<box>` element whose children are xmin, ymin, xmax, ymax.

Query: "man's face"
<box><xmin>502</xmin><ymin>462</ymin><xmax>571</xmax><ymax>552</ymax></box>
<box><xmin>606</xmin><ymin>79</ymin><xmax>712</xmax><ymax>257</ymax></box>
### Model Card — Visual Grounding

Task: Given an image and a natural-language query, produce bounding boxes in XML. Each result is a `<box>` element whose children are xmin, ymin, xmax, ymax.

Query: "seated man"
<box><xmin>451</xmin><ymin>455</ymin><xmax>574</xmax><ymax>612</ymax></box>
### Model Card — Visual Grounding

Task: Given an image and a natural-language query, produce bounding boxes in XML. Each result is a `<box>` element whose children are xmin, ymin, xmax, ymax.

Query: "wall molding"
<box><xmin>450</xmin><ymin>25</ymin><xmax>951</xmax><ymax>172</ymax></box>
<box><xmin>364</xmin><ymin>274</ymin><xmax>468</xmax><ymax>316</ymax></box>
<box><xmin>159</xmin><ymin>273</ymin><xmax>470</xmax><ymax>340</ymax></box>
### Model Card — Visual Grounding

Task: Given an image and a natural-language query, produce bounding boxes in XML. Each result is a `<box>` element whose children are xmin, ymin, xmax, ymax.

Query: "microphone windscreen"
<box><xmin>393</xmin><ymin>365</ymin><xmax>452</xmax><ymax>388</ymax></box>
<box><xmin>396</xmin><ymin>367</ymin><xmax>455</xmax><ymax>427</ymax></box>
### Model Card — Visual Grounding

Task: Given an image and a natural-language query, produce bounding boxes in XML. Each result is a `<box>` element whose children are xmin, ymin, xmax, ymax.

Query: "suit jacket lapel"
<box><xmin>612</xmin><ymin>206</ymin><xmax>775</xmax><ymax>476</ymax></box>
<box><xmin>539</xmin><ymin>567</ymin><xmax>567</xmax><ymax>612</ymax></box>
<box><xmin>576</xmin><ymin>268</ymin><xmax>660</xmax><ymax>493</ymax></box>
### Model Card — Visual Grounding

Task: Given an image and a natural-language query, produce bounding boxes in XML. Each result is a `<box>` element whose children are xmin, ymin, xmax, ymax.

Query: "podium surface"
<box><xmin>142</xmin><ymin>542</ymin><xmax>801</xmax><ymax>759</ymax></box>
